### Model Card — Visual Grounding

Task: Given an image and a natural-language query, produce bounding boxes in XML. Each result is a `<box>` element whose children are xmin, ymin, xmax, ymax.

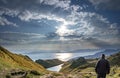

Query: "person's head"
<box><xmin>101</xmin><ymin>54</ymin><xmax>105</xmax><ymax>59</ymax></box>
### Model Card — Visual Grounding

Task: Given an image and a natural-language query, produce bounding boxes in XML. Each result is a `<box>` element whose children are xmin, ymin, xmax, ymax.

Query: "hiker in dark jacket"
<box><xmin>95</xmin><ymin>54</ymin><xmax>110</xmax><ymax>78</ymax></box>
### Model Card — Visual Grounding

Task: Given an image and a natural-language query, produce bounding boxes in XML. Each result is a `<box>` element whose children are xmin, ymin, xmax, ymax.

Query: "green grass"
<box><xmin>60</xmin><ymin>52</ymin><xmax>120</xmax><ymax>78</ymax></box>
<box><xmin>0</xmin><ymin>46</ymin><xmax>48</xmax><ymax>77</ymax></box>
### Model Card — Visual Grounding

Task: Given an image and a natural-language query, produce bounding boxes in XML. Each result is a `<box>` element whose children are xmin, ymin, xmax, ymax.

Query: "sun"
<box><xmin>56</xmin><ymin>25</ymin><xmax>69</xmax><ymax>36</ymax></box>
<box><xmin>56</xmin><ymin>19</ymin><xmax>75</xmax><ymax>37</ymax></box>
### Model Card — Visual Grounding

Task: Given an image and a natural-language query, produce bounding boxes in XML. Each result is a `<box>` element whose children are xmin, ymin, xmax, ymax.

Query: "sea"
<box><xmin>21</xmin><ymin>51</ymin><xmax>99</xmax><ymax>72</ymax></box>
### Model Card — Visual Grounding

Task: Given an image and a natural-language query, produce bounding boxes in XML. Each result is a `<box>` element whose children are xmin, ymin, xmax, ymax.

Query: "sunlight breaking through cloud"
<box><xmin>0</xmin><ymin>0</ymin><xmax>120</xmax><ymax>50</ymax></box>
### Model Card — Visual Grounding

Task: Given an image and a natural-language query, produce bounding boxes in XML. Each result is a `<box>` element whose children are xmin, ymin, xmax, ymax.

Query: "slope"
<box><xmin>60</xmin><ymin>51</ymin><xmax>120</xmax><ymax>78</ymax></box>
<box><xmin>0</xmin><ymin>46</ymin><xmax>46</xmax><ymax>73</ymax></box>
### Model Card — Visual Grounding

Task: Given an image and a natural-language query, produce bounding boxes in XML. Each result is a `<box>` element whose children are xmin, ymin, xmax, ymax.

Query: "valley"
<box><xmin>0</xmin><ymin>46</ymin><xmax>120</xmax><ymax>78</ymax></box>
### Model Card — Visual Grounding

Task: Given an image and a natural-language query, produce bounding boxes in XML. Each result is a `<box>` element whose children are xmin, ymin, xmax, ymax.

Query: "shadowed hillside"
<box><xmin>35</xmin><ymin>59</ymin><xmax>64</xmax><ymax>68</ymax></box>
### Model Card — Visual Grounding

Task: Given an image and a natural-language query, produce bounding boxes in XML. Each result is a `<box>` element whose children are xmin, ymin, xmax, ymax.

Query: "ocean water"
<box><xmin>23</xmin><ymin>52</ymin><xmax>98</xmax><ymax>61</ymax></box>
<box><xmin>19</xmin><ymin>51</ymin><xmax>98</xmax><ymax>71</ymax></box>
<box><xmin>11</xmin><ymin>49</ymin><xmax>119</xmax><ymax>71</ymax></box>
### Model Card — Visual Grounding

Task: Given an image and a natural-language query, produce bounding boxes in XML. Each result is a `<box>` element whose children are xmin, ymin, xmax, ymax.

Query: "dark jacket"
<box><xmin>95</xmin><ymin>58</ymin><xmax>110</xmax><ymax>74</ymax></box>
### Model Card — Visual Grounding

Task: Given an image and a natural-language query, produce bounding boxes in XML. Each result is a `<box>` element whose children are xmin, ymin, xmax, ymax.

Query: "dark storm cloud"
<box><xmin>89</xmin><ymin>0</ymin><xmax>120</xmax><ymax>10</ymax></box>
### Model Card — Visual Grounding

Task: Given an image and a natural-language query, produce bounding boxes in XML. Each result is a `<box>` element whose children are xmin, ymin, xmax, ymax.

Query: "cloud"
<box><xmin>18</xmin><ymin>10</ymin><xmax>57</xmax><ymax>21</ymax></box>
<box><xmin>55</xmin><ymin>11</ymin><xmax>119</xmax><ymax>40</ymax></box>
<box><xmin>0</xmin><ymin>0</ymin><xmax>119</xmax><ymax>49</ymax></box>
<box><xmin>89</xmin><ymin>0</ymin><xmax>120</xmax><ymax>10</ymax></box>
<box><xmin>0</xmin><ymin>7</ymin><xmax>19</xmax><ymax>27</ymax></box>
<box><xmin>18</xmin><ymin>9</ymin><xmax>119</xmax><ymax>45</ymax></box>
<box><xmin>0</xmin><ymin>16</ymin><xmax>18</xmax><ymax>27</ymax></box>
<box><xmin>0</xmin><ymin>0</ymin><xmax>40</xmax><ymax>10</ymax></box>
<box><xmin>18</xmin><ymin>10</ymin><xmax>33</xmax><ymax>21</ymax></box>
<box><xmin>0</xmin><ymin>0</ymin><xmax>82</xmax><ymax>26</ymax></box>
<box><xmin>0</xmin><ymin>0</ymin><xmax>71</xmax><ymax>14</ymax></box>
<box><xmin>0</xmin><ymin>7</ymin><xmax>19</xmax><ymax>16</ymax></box>
<box><xmin>0</xmin><ymin>0</ymin><xmax>82</xmax><ymax>18</ymax></box>
<box><xmin>0</xmin><ymin>32</ymin><xmax>46</xmax><ymax>45</ymax></box>
<box><xmin>39</xmin><ymin>0</ymin><xmax>71</xmax><ymax>10</ymax></box>
<box><xmin>39</xmin><ymin>13</ymin><xmax>119</xmax><ymax>50</ymax></box>
<box><xmin>52</xmin><ymin>10</ymin><xmax>120</xmax><ymax>50</ymax></box>
<box><xmin>84</xmin><ymin>37</ymin><xmax>120</xmax><ymax>48</ymax></box>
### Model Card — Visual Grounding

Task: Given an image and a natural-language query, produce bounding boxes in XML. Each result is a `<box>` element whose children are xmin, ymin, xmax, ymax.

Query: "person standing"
<box><xmin>95</xmin><ymin>54</ymin><xmax>110</xmax><ymax>78</ymax></box>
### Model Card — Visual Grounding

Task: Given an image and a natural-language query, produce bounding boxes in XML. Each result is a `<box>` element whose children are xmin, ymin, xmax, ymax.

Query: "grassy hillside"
<box><xmin>60</xmin><ymin>57</ymin><xmax>96</xmax><ymax>73</ymax></box>
<box><xmin>0</xmin><ymin>46</ymin><xmax>47</xmax><ymax>77</ymax></box>
<box><xmin>35</xmin><ymin>59</ymin><xmax>64</xmax><ymax>68</ymax></box>
<box><xmin>109</xmin><ymin>52</ymin><xmax>120</xmax><ymax>66</ymax></box>
<box><xmin>60</xmin><ymin>52</ymin><xmax>120</xmax><ymax>78</ymax></box>
<box><xmin>0</xmin><ymin>45</ymin><xmax>119</xmax><ymax>78</ymax></box>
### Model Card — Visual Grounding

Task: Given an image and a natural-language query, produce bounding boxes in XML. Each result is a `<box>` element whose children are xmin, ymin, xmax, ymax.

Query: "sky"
<box><xmin>0</xmin><ymin>0</ymin><xmax>120</xmax><ymax>52</ymax></box>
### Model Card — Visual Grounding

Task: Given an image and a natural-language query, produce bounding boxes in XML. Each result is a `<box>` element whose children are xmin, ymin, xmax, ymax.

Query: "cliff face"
<box><xmin>0</xmin><ymin>46</ymin><xmax>46</xmax><ymax>72</ymax></box>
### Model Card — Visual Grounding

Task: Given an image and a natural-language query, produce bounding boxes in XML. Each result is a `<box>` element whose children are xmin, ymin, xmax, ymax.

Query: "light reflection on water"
<box><xmin>47</xmin><ymin>64</ymin><xmax>63</xmax><ymax>72</ymax></box>
<box><xmin>55</xmin><ymin>53</ymin><xmax>72</xmax><ymax>61</ymax></box>
<box><xmin>22</xmin><ymin>52</ymin><xmax>97</xmax><ymax>71</ymax></box>
<box><xmin>23</xmin><ymin>52</ymin><xmax>97</xmax><ymax>61</ymax></box>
